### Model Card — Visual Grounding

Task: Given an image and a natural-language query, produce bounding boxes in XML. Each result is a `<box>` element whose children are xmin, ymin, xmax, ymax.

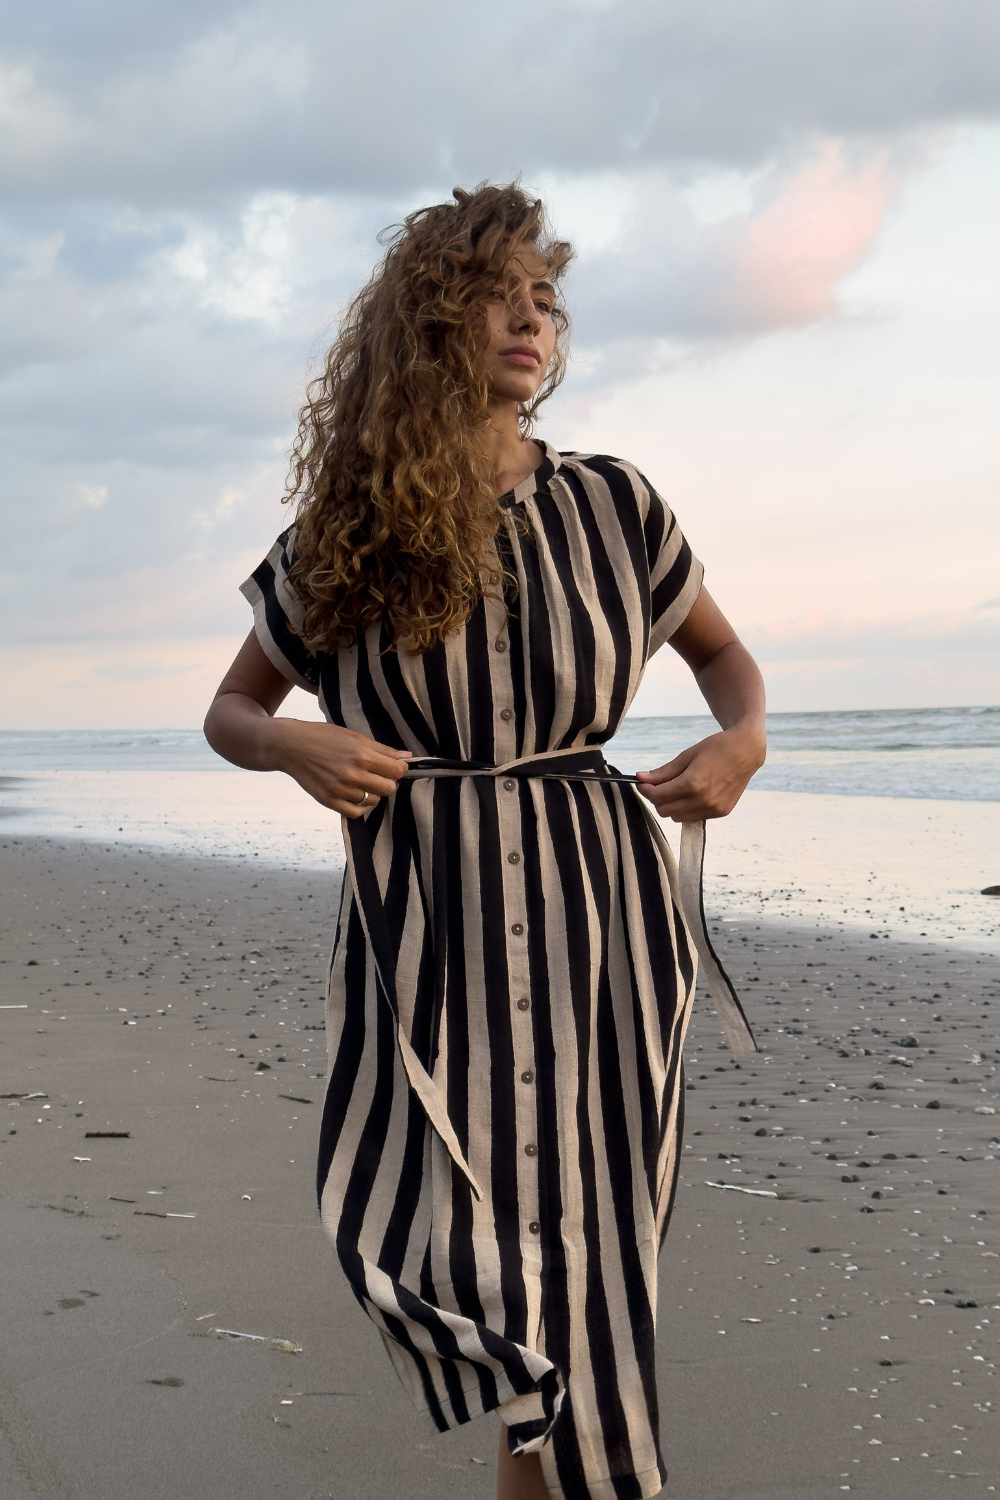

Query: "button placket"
<box><xmin>487</xmin><ymin>587</ymin><xmax>541</xmax><ymax>1259</ymax></box>
<box><xmin>501</xmin><ymin>805</ymin><xmax>540</xmax><ymax>1254</ymax></box>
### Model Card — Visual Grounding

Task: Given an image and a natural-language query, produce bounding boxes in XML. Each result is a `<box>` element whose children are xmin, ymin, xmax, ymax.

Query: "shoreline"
<box><xmin>4</xmin><ymin>771</ymin><xmax>1000</xmax><ymax>953</ymax></box>
<box><xmin>2</xmin><ymin>835</ymin><xmax>999</xmax><ymax>1496</ymax></box>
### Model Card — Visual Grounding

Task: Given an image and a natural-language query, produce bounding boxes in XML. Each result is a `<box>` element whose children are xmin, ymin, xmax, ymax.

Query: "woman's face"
<box><xmin>479</xmin><ymin>247</ymin><xmax>559</xmax><ymax>407</ymax></box>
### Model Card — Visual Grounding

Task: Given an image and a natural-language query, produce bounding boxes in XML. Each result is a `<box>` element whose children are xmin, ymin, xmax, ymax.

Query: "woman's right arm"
<box><xmin>203</xmin><ymin>631</ymin><xmax>411</xmax><ymax>819</ymax></box>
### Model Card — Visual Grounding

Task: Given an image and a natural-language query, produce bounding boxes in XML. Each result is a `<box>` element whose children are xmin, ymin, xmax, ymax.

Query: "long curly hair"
<box><xmin>284</xmin><ymin>182</ymin><xmax>573</xmax><ymax>655</ymax></box>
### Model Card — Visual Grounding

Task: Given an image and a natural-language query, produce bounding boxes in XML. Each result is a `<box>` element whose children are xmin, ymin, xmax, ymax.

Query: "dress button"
<box><xmin>520</xmin><ymin>1069</ymin><xmax>534</xmax><ymax>1084</ymax></box>
<box><xmin>507</xmin><ymin>852</ymin><xmax>520</xmax><ymax>864</ymax></box>
<box><xmin>528</xmin><ymin>1221</ymin><xmax>541</xmax><ymax>1235</ymax></box>
<box><xmin>495</xmin><ymin>638</ymin><xmax>507</xmax><ymax>652</ymax></box>
<box><xmin>500</xmin><ymin>708</ymin><xmax>514</xmax><ymax>721</ymax></box>
<box><xmin>510</xmin><ymin>922</ymin><xmax>524</xmax><ymax>936</ymax></box>
<box><xmin>524</xmin><ymin>1143</ymin><xmax>538</xmax><ymax>1157</ymax></box>
<box><xmin>516</xmin><ymin>997</ymin><xmax>530</xmax><ymax>1011</ymax></box>
<box><xmin>503</xmin><ymin>779</ymin><xmax>516</xmax><ymax>791</ymax></box>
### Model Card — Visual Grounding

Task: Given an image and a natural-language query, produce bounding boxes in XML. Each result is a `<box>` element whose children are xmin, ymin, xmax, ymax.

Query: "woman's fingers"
<box><xmin>640</xmin><ymin>767</ymin><xmax>740</xmax><ymax>816</ymax></box>
<box><xmin>635</xmin><ymin>747</ymin><xmax>697</xmax><ymax>786</ymax></box>
<box><xmin>275</xmin><ymin>724</ymin><xmax>416</xmax><ymax>813</ymax></box>
<box><xmin>336</xmin><ymin>796</ymin><xmax>372</xmax><ymax>820</ymax></box>
<box><xmin>300</xmin><ymin>774</ymin><xmax>389</xmax><ymax>812</ymax></box>
<box><xmin>349</xmin><ymin>770</ymin><xmax>409</xmax><ymax>800</ymax></box>
<box><xmin>638</xmin><ymin>785</ymin><xmax>732</xmax><ymax>822</ymax></box>
<box><xmin>359</xmin><ymin>743</ymin><xmax>412</xmax><ymax>777</ymax></box>
<box><xmin>636</xmin><ymin>732</ymin><xmax>756</xmax><ymax>821</ymax></box>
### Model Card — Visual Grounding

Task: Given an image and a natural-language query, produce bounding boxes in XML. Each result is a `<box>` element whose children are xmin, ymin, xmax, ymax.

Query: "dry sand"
<box><xmin>1</xmin><ymin>833</ymin><xmax>999</xmax><ymax>1499</ymax></box>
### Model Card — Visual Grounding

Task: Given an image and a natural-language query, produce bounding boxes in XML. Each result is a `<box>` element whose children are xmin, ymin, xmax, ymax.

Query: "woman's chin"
<box><xmin>488</xmin><ymin>375</ymin><xmax>543</xmax><ymax>407</ymax></box>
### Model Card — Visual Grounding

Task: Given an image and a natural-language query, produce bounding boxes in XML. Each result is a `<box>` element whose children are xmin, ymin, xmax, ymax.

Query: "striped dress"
<box><xmin>241</xmin><ymin>444</ymin><xmax>742</xmax><ymax>1500</ymax></box>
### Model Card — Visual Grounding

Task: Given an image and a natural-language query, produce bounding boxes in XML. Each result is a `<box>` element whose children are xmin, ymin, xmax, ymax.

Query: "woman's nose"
<box><xmin>510</xmin><ymin>294</ymin><xmax>541</xmax><ymax>333</ymax></box>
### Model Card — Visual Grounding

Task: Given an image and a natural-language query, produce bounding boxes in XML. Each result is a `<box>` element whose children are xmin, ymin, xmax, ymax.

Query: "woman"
<box><xmin>205</xmin><ymin>183</ymin><xmax>765</xmax><ymax>1500</ymax></box>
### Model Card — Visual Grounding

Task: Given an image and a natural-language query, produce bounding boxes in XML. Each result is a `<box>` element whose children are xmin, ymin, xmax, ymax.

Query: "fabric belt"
<box><xmin>342</xmin><ymin>745</ymin><xmax>757</xmax><ymax>1201</ymax></box>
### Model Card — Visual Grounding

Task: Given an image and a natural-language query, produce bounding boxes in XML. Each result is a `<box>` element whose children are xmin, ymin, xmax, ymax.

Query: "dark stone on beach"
<box><xmin>981</xmin><ymin>885</ymin><xmax>1000</xmax><ymax>896</ymax></box>
<box><xmin>898</xmin><ymin>1035</ymin><xmax>918</xmax><ymax>1047</ymax></box>
<box><xmin>879</xmin><ymin>1359</ymin><xmax>893</xmax><ymax>1366</ymax></box>
<box><xmin>955</xmin><ymin>1299</ymin><xmax>978</xmax><ymax>1309</ymax></box>
<box><xmin>869</xmin><ymin>1081</ymin><xmax>885</xmax><ymax>1090</ymax></box>
<box><xmin>754</xmin><ymin>1127</ymin><xmax>768</xmax><ymax>1136</ymax></box>
<box><xmin>842</xmin><ymin>1174</ymin><xmax>859</xmax><ymax>1183</ymax></box>
<box><xmin>926</xmin><ymin>1099</ymin><xmax>941</xmax><ymax>1109</ymax></box>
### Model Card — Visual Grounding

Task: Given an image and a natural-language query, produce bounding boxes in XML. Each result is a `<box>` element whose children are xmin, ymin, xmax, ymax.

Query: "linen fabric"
<box><xmin>241</xmin><ymin>445</ymin><xmax>711</xmax><ymax>1499</ymax></box>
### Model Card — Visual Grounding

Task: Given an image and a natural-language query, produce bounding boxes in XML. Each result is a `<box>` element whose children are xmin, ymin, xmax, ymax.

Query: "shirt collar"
<box><xmin>507</xmin><ymin>438</ymin><xmax>560</xmax><ymax>506</ymax></box>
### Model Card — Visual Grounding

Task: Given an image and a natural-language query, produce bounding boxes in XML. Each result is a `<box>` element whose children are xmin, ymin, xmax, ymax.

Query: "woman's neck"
<box><xmin>483</xmin><ymin>399</ymin><xmax>544</xmax><ymax>498</ymax></box>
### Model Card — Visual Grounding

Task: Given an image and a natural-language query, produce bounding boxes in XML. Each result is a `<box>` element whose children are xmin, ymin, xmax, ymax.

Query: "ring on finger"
<box><xmin>356</xmin><ymin>790</ymin><xmax>372</xmax><ymax>807</ymax></box>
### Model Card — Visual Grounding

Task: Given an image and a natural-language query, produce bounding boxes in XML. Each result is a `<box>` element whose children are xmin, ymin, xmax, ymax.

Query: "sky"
<box><xmin>1</xmin><ymin>0</ymin><xmax>999</xmax><ymax>729</ymax></box>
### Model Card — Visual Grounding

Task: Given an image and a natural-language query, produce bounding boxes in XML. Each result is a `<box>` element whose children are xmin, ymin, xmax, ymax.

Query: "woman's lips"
<box><xmin>502</xmin><ymin>350</ymin><xmax>540</xmax><ymax>366</ymax></box>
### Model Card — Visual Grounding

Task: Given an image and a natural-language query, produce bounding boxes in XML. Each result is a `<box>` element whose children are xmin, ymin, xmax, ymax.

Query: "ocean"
<box><xmin>605</xmin><ymin>705</ymin><xmax>1000</xmax><ymax>801</ymax></box>
<box><xmin>2</xmin><ymin>704</ymin><xmax>998</xmax><ymax>800</ymax></box>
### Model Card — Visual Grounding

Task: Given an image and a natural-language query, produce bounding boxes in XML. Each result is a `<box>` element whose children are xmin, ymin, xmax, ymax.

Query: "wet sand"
<box><xmin>1</xmin><ymin>834</ymin><xmax>998</xmax><ymax>1498</ymax></box>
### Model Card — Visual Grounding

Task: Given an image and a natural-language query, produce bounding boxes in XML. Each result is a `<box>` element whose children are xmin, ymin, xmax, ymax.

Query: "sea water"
<box><xmin>3</xmin><ymin>705</ymin><xmax>998</xmax><ymax>796</ymax></box>
<box><xmin>1</xmin><ymin>708</ymin><xmax>998</xmax><ymax>949</ymax></box>
<box><xmin>605</xmin><ymin>705</ymin><xmax>1000</xmax><ymax>800</ymax></box>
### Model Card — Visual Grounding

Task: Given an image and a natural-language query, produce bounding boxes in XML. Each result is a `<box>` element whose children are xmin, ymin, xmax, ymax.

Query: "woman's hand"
<box><xmin>269</xmin><ymin>718</ymin><xmax>411</xmax><ymax>819</ymax></box>
<box><xmin>638</xmin><ymin>586</ymin><xmax>767</xmax><ymax>821</ymax></box>
<box><xmin>635</xmin><ymin>723</ymin><xmax>765</xmax><ymax>822</ymax></box>
<box><xmin>203</xmin><ymin>630</ymin><xmax>411</xmax><ymax>818</ymax></box>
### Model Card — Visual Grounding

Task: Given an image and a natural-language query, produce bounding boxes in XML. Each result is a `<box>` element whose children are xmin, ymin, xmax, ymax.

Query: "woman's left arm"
<box><xmin>635</xmin><ymin>587</ymin><xmax>766</xmax><ymax>822</ymax></box>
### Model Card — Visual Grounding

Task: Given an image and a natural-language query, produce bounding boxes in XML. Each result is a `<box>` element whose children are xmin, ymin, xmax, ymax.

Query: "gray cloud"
<box><xmin>2</xmin><ymin>1</ymin><xmax>999</xmax><ymax>203</ymax></box>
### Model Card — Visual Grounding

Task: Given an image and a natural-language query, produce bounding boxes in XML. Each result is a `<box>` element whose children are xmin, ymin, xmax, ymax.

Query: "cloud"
<box><xmin>2</xmin><ymin>1</ymin><xmax>1000</xmax><ymax>202</ymax></box>
<box><xmin>566</xmin><ymin>142</ymin><xmax>908</xmax><ymax>349</ymax></box>
<box><xmin>630</xmin><ymin>604</ymin><xmax>1000</xmax><ymax>715</ymax></box>
<box><xmin>694</xmin><ymin>145</ymin><xmax>901</xmax><ymax>333</ymax></box>
<box><xmin>0</xmin><ymin>190</ymin><xmax>378</xmax><ymax>623</ymax></box>
<box><xmin>744</xmin><ymin>605</ymin><xmax>1000</xmax><ymax>663</ymax></box>
<box><xmin>1</xmin><ymin>2</ymin><xmax>998</xmax><ymax>720</ymax></box>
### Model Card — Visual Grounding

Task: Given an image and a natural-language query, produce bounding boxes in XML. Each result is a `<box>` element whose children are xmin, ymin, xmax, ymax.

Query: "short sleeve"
<box><xmin>240</xmin><ymin>528</ymin><xmax>320</xmax><ymax>693</ymax></box>
<box><xmin>642</xmin><ymin>478</ymin><xmax>704</xmax><ymax>658</ymax></box>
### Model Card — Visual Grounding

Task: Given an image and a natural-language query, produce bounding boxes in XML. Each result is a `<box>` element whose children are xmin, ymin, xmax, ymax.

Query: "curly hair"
<box><xmin>284</xmin><ymin>182</ymin><xmax>573</xmax><ymax>655</ymax></box>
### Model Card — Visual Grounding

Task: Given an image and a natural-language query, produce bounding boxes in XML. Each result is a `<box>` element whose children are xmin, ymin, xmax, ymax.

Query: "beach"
<box><xmin>2</xmin><ymin>832</ymin><xmax>998</xmax><ymax>1498</ymax></box>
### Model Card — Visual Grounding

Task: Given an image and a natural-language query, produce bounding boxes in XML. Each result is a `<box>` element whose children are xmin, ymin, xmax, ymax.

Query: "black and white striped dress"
<box><xmin>242</xmin><ymin>444</ymin><xmax>744</xmax><ymax>1500</ymax></box>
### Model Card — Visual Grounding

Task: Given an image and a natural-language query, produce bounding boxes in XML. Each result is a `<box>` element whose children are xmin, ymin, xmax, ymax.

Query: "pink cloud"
<box><xmin>698</xmin><ymin>141</ymin><xmax>902</xmax><ymax>331</ymax></box>
<box><xmin>573</xmin><ymin>138</ymin><xmax>913</xmax><ymax>346</ymax></box>
<box><xmin>744</xmin><ymin>603</ymin><xmax>1000</xmax><ymax>662</ymax></box>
